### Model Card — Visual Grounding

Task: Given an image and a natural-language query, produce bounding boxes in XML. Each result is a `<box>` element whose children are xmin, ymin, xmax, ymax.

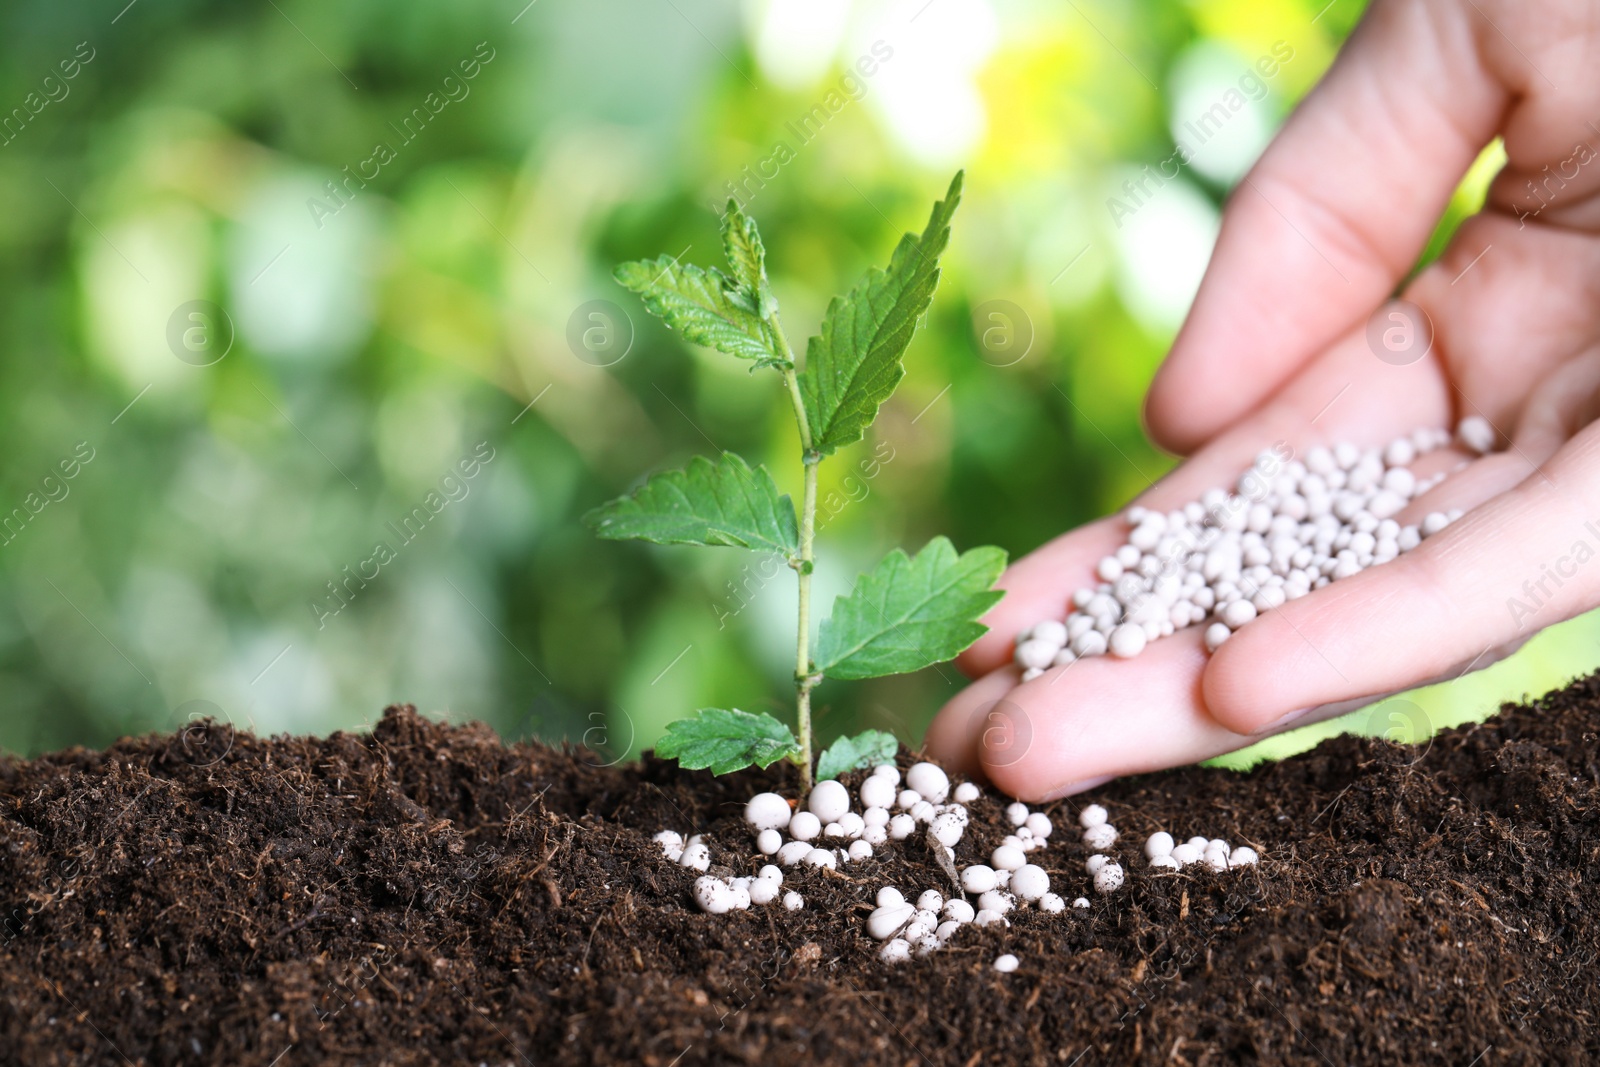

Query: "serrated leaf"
<box><xmin>816</xmin><ymin>729</ymin><xmax>900</xmax><ymax>781</ymax></box>
<box><xmin>585</xmin><ymin>453</ymin><xmax>799</xmax><ymax>556</ymax></box>
<box><xmin>614</xmin><ymin>257</ymin><xmax>781</xmax><ymax>364</ymax></box>
<box><xmin>799</xmin><ymin>172</ymin><xmax>962</xmax><ymax>455</ymax></box>
<box><xmin>720</xmin><ymin>199</ymin><xmax>777</xmax><ymax>319</ymax></box>
<box><xmin>814</xmin><ymin>535</ymin><xmax>1005</xmax><ymax>680</ymax></box>
<box><xmin>654</xmin><ymin>708</ymin><xmax>800</xmax><ymax>775</ymax></box>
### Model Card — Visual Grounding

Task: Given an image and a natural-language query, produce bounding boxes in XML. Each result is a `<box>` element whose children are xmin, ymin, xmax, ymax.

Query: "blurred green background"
<box><xmin>1</xmin><ymin>0</ymin><xmax>1593</xmax><ymax>766</ymax></box>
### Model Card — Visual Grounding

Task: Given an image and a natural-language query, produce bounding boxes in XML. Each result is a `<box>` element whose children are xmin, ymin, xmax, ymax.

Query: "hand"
<box><xmin>926</xmin><ymin>0</ymin><xmax>1600</xmax><ymax>800</ymax></box>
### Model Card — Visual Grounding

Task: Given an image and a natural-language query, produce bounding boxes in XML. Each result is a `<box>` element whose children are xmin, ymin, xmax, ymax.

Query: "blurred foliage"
<box><xmin>0</xmin><ymin>0</ymin><xmax>1593</xmax><ymax>766</ymax></box>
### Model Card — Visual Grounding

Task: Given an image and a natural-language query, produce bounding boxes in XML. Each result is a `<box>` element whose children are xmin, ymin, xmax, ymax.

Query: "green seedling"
<box><xmin>588</xmin><ymin>172</ymin><xmax>1004</xmax><ymax>790</ymax></box>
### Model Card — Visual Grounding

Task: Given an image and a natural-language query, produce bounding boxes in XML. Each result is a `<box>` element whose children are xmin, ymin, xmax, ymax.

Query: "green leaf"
<box><xmin>585</xmin><ymin>453</ymin><xmax>799</xmax><ymax>556</ymax></box>
<box><xmin>614</xmin><ymin>257</ymin><xmax>781</xmax><ymax>364</ymax></box>
<box><xmin>720</xmin><ymin>199</ymin><xmax>777</xmax><ymax>319</ymax></box>
<box><xmin>816</xmin><ymin>729</ymin><xmax>900</xmax><ymax>781</ymax></box>
<box><xmin>815</xmin><ymin>535</ymin><xmax>1005</xmax><ymax>680</ymax></box>
<box><xmin>654</xmin><ymin>708</ymin><xmax>800</xmax><ymax>775</ymax></box>
<box><xmin>799</xmin><ymin>171</ymin><xmax>962</xmax><ymax>455</ymax></box>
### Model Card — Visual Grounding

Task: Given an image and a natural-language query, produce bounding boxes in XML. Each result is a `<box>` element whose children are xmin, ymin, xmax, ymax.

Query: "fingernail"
<box><xmin>1256</xmin><ymin>707</ymin><xmax>1315</xmax><ymax>735</ymax></box>
<box><xmin>1039</xmin><ymin>774</ymin><xmax>1114</xmax><ymax>801</ymax></box>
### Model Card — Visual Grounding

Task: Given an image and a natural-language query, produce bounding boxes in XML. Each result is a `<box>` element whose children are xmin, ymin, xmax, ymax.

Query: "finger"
<box><xmin>959</xmin><ymin>326</ymin><xmax>1453</xmax><ymax>675</ymax></box>
<box><xmin>922</xmin><ymin>667</ymin><xmax>1022</xmax><ymax>780</ymax></box>
<box><xmin>927</xmin><ymin>623</ymin><xmax>1534</xmax><ymax>801</ymax></box>
<box><xmin>1502</xmin><ymin>343</ymin><xmax>1600</xmax><ymax>456</ymax></box>
<box><xmin>1204</xmin><ymin>408</ymin><xmax>1600</xmax><ymax>733</ymax></box>
<box><xmin>1405</xmin><ymin>212</ymin><xmax>1600</xmax><ymax>433</ymax></box>
<box><xmin>1144</xmin><ymin>1</ymin><xmax>1506</xmax><ymax>454</ymax></box>
<box><xmin>954</xmin><ymin>627</ymin><xmax>1218</xmax><ymax>800</ymax></box>
<box><xmin>930</xmin><ymin>626</ymin><xmax>1424</xmax><ymax>801</ymax></box>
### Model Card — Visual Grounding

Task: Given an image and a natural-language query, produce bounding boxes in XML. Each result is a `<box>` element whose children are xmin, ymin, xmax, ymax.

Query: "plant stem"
<box><xmin>794</xmin><ymin>455</ymin><xmax>818</xmax><ymax>791</ymax></box>
<box><xmin>771</xmin><ymin>317</ymin><xmax>819</xmax><ymax>791</ymax></box>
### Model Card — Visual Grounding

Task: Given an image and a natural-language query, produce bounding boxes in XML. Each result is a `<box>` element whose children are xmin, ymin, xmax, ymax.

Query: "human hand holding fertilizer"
<box><xmin>927</xmin><ymin>0</ymin><xmax>1600</xmax><ymax>798</ymax></box>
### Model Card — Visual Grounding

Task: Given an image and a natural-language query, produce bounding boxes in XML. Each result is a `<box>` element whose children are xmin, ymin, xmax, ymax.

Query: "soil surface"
<box><xmin>3</xmin><ymin>676</ymin><xmax>1598</xmax><ymax>1067</ymax></box>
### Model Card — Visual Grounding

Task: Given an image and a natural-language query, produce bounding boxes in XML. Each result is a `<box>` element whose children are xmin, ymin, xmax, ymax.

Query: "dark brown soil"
<box><xmin>3</xmin><ymin>675</ymin><xmax>1598</xmax><ymax>1067</ymax></box>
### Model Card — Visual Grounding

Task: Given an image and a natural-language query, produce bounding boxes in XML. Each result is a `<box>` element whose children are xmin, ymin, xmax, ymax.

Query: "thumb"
<box><xmin>1202</xmin><ymin>423</ymin><xmax>1600</xmax><ymax>733</ymax></box>
<box><xmin>1146</xmin><ymin>1</ymin><xmax>1506</xmax><ymax>453</ymax></box>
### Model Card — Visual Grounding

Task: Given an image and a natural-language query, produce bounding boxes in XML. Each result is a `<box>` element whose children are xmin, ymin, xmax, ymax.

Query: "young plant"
<box><xmin>588</xmin><ymin>173</ymin><xmax>1004</xmax><ymax>790</ymax></box>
